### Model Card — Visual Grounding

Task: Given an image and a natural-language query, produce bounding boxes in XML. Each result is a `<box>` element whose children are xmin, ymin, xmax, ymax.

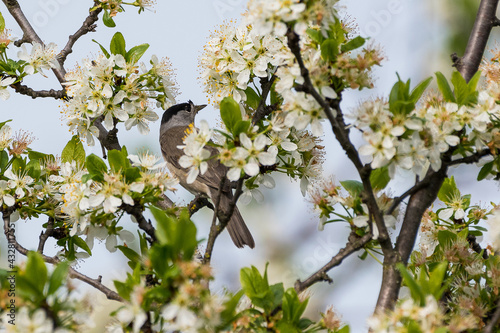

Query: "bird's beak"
<box><xmin>194</xmin><ymin>104</ymin><xmax>207</xmax><ymax>114</ymax></box>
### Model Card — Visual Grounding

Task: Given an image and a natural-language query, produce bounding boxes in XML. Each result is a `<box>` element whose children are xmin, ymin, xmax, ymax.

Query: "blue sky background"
<box><xmin>1</xmin><ymin>1</ymin><xmax>499</xmax><ymax>332</ymax></box>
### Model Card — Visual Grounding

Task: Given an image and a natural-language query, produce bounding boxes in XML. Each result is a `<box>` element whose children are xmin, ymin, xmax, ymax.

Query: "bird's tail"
<box><xmin>225</xmin><ymin>206</ymin><xmax>255</xmax><ymax>248</ymax></box>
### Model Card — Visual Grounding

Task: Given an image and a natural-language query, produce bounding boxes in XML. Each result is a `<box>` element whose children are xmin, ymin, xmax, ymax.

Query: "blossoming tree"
<box><xmin>1</xmin><ymin>0</ymin><xmax>500</xmax><ymax>331</ymax></box>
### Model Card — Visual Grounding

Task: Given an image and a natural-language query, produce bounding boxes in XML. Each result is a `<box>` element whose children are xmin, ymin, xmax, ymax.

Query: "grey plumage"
<box><xmin>159</xmin><ymin>101</ymin><xmax>255</xmax><ymax>248</ymax></box>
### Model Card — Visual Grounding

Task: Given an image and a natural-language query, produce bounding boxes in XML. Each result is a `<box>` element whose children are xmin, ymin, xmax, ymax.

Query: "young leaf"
<box><xmin>370</xmin><ymin>166</ymin><xmax>390</xmax><ymax>191</ymax></box>
<box><xmin>477</xmin><ymin>161</ymin><xmax>494</xmax><ymax>181</ymax></box>
<box><xmin>245</xmin><ymin>87</ymin><xmax>260</xmax><ymax>110</ymax></box>
<box><xmin>306</xmin><ymin>27</ymin><xmax>324</xmax><ymax>44</ymax></box>
<box><xmin>92</xmin><ymin>39</ymin><xmax>110</xmax><ymax>58</ymax></box>
<box><xmin>25</xmin><ymin>252</ymin><xmax>48</xmax><ymax>296</ymax></box>
<box><xmin>47</xmin><ymin>261</ymin><xmax>69</xmax><ymax>296</ymax></box>
<box><xmin>435</xmin><ymin>72</ymin><xmax>456</xmax><ymax>103</ymax></box>
<box><xmin>341</xmin><ymin>36</ymin><xmax>365</xmax><ymax>53</ymax></box>
<box><xmin>61</xmin><ymin>135</ymin><xmax>86</xmax><ymax>165</ymax></box>
<box><xmin>340</xmin><ymin>180</ymin><xmax>363</xmax><ymax>197</ymax></box>
<box><xmin>73</xmin><ymin>236</ymin><xmax>92</xmax><ymax>255</ymax></box>
<box><xmin>409</xmin><ymin>77</ymin><xmax>432</xmax><ymax>103</ymax></box>
<box><xmin>108</xmin><ymin>149</ymin><xmax>127</xmax><ymax>172</ymax></box>
<box><xmin>103</xmin><ymin>10</ymin><xmax>116</xmax><ymax>28</ymax></box>
<box><xmin>220</xmin><ymin>96</ymin><xmax>242</xmax><ymax>134</ymax></box>
<box><xmin>110</xmin><ymin>32</ymin><xmax>126</xmax><ymax>56</ymax></box>
<box><xmin>126</xmin><ymin>43</ymin><xmax>150</xmax><ymax>64</ymax></box>
<box><xmin>437</xmin><ymin>176</ymin><xmax>459</xmax><ymax>203</ymax></box>
<box><xmin>86</xmin><ymin>154</ymin><xmax>108</xmax><ymax>182</ymax></box>
<box><xmin>396</xmin><ymin>263</ymin><xmax>425</xmax><ymax>306</ymax></box>
<box><xmin>0</xmin><ymin>12</ymin><xmax>5</xmax><ymax>32</ymax></box>
<box><xmin>451</xmin><ymin>71</ymin><xmax>468</xmax><ymax>105</ymax></box>
<box><xmin>321</xmin><ymin>39</ymin><xmax>339</xmax><ymax>62</ymax></box>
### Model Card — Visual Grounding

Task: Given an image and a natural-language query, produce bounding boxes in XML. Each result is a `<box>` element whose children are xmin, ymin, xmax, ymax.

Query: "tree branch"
<box><xmin>202</xmin><ymin>178</ymin><xmax>244</xmax><ymax>264</ymax></box>
<box><xmin>1</xmin><ymin>0</ymin><xmax>67</xmax><ymax>83</ymax></box>
<box><xmin>37</xmin><ymin>217</ymin><xmax>55</xmax><ymax>253</ymax></box>
<box><xmin>294</xmin><ymin>232</ymin><xmax>372</xmax><ymax>293</ymax></box>
<box><xmin>58</xmin><ymin>1</ymin><xmax>102</xmax><ymax>67</ymax></box>
<box><xmin>447</xmin><ymin>148</ymin><xmax>491</xmax><ymax>166</ymax></box>
<box><xmin>3</xmin><ymin>211</ymin><xmax>123</xmax><ymax>302</ymax></box>
<box><xmin>252</xmin><ymin>75</ymin><xmax>277</xmax><ymax>125</ymax></box>
<box><xmin>286</xmin><ymin>30</ymin><xmax>392</xmax><ymax>252</ymax></box>
<box><xmin>10</xmin><ymin>82</ymin><xmax>67</xmax><ymax>99</ymax></box>
<box><xmin>455</xmin><ymin>0</ymin><xmax>500</xmax><ymax>81</ymax></box>
<box><xmin>119</xmin><ymin>203</ymin><xmax>157</xmax><ymax>244</ymax></box>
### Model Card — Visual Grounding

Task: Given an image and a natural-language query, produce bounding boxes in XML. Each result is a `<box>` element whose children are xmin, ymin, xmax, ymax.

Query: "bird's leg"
<box><xmin>188</xmin><ymin>194</ymin><xmax>214</xmax><ymax>215</ymax></box>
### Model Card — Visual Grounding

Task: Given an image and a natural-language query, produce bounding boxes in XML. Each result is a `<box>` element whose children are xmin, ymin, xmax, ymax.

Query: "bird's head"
<box><xmin>160</xmin><ymin>100</ymin><xmax>207</xmax><ymax>129</ymax></box>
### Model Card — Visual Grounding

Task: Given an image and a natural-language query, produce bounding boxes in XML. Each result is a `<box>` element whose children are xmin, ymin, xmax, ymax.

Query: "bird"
<box><xmin>159</xmin><ymin>100</ymin><xmax>255</xmax><ymax>248</ymax></box>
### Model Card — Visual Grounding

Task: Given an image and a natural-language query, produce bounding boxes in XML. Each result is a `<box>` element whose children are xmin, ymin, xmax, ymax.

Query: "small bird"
<box><xmin>159</xmin><ymin>101</ymin><xmax>255</xmax><ymax>248</ymax></box>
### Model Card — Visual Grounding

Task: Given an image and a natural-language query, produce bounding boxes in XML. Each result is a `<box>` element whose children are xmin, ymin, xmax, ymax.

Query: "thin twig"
<box><xmin>10</xmin><ymin>83</ymin><xmax>67</xmax><ymax>99</ymax></box>
<box><xmin>386</xmin><ymin>179</ymin><xmax>431</xmax><ymax>215</ymax></box>
<box><xmin>447</xmin><ymin>148</ymin><xmax>491</xmax><ymax>166</ymax></box>
<box><xmin>37</xmin><ymin>217</ymin><xmax>55</xmax><ymax>253</ymax></box>
<box><xmin>202</xmin><ymin>178</ymin><xmax>244</xmax><ymax>264</ymax></box>
<box><xmin>119</xmin><ymin>203</ymin><xmax>157</xmax><ymax>244</ymax></box>
<box><xmin>294</xmin><ymin>233</ymin><xmax>372</xmax><ymax>292</ymax></box>
<box><xmin>252</xmin><ymin>75</ymin><xmax>277</xmax><ymax>125</ymax></box>
<box><xmin>58</xmin><ymin>1</ymin><xmax>102</xmax><ymax>67</ymax></box>
<box><xmin>3</xmin><ymin>211</ymin><xmax>123</xmax><ymax>301</ymax></box>
<box><xmin>286</xmin><ymin>30</ymin><xmax>391</xmax><ymax>250</ymax></box>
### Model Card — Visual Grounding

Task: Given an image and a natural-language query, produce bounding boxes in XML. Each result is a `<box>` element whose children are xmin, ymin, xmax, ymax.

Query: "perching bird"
<box><xmin>159</xmin><ymin>101</ymin><xmax>255</xmax><ymax>248</ymax></box>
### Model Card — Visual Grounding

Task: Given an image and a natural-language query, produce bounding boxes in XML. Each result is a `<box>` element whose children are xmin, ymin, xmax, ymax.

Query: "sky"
<box><xmin>1</xmin><ymin>1</ymin><xmax>500</xmax><ymax>332</ymax></box>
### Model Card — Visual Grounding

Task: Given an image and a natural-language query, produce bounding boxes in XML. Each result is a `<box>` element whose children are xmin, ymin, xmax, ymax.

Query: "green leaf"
<box><xmin>478</xmin><ymin>161</ymin><xmax>494</xmax><ymax>181</ymax></box>
<box><xmin>437</xmin><ymin>176</ymin><xmax>459</xmax><ymax>203</ymax></box>
<box><xmin>451</xmin><ymin>71</ymin><xmax>468</xmax><ymax>105</ymax></box>
<box><xmin>73</xmin><ymin>236</ymin><xmax>92</xmax><ymax>255</ymax></box>
<box><xmin>0</xmin><ymin>150</ymin><xmax>8</xmax><ymax>171</ymax></box>
<box><xmin>370</xmin><ymin>166</ymin><xmax>390</xmax><ymax>190</ymax></box>
<box><xmin>86</xmin><ymin>154</ymin><xmax>108</xmax><ymax>182</ymax></box>
<box><xmin>108</xmin><ymin>149</ymin><xmax>126</xmax><ymax>172</ymax></box>
<box><xmin>232</xmin><ymin>120</ymin><xmax>251</xmax><ymax>138</ymax></box>
<box><xmin>245</xmin><ymin>87</ymin><xmax>260</xmax><ymax>110</ymax></box>
<box><xmin>341</xmin><ymin>36</ymin><xmax>365</xmax><ymax>53</ymax></box>
<box><xmin>306</xmin><ymin>28</ymin><xmax>324</xmax><ymax>44</ymax></box>
<box><xmin>410</xmin><ymin>77</ymin><xmax>432</xmax><ymax>103</ymax></box>
<box><xmin>0</xmin><ymin>12</ymin><xmax>5</xmax><ymax>32</ymax></box>
<box><xmin>219</xmin><ymin>290</ymin><xmax>244</xmax><ymax>326</ymax></box>
<box><xmin>0</xmin><ymin>119</ymin><xmax>12</xmax><ymax>130</ymax></box>
<box><xmin>340</xmin><ymin>180</ymin><xmax>363</xmax><ymax>197</ymax></box>
<box><xmin>337</xmin><ymin>326</ymin><xmax>351</xmax><ymax>333</ymax></box>
<box><xmin>126</xmin><ymin>43</ymin><xmax>149</xmax><ymax>64</ymax></box>
<box><xmin>176</xmin><ymin>210</ymin><xmax>198</xmax><ymax>260</ymax></box>
<box><xmin>220</xmin><ymin>96</ymin><xmax>242</xmax><ymax>134</ymax></box>
<box><xmin>110</xmin><ymin>32</ymin><xmax>126</xmax><ymax>56</ymax></box>
<box><xmin>437</xmin><ymin>230</ymin><xmax>457</xmax><ymax>247</ymax></box>
<box><xmin>61</xmin><ymin>135</ymin><xmax>86</xmax><ymax>165</ymax></box>
<box><xmin>151</xmin><ymin>206</ymin><xmax>174</xmax><ymax>245</ymax></box>
<box><xmin>428</xmin><ymin>261</ymin><xmax>448</xmax><ymax>299</ymax></box>
<box><xmin>116</xmin><ymin>245</ymin><xmax>141</xmax><ymax>264</ymax></box>
<box><xmin>25</xmin><ymin>252</ymin><xmax>48</xmax><ymax>295</ymax></box>
<box><xmin>11</xmin><ymin>156</ymin><xmax>26</xmax><ymax>173</ymax></box>
<box><xmin>321</xmin><ymin>39</ymin><xmax>339</xmax><ymax>62</ymax></box>
<box><xmin>397</xmin><ymin>263</ymin><xmax>425</xmax><ymax>306</ymax></box>
<box><xmin>102</xmin><ymin>10</ymin><xmax>116</xmax><ymax>28</ymax></box>
<box><xmin>240</xmin><ymin>265</ymin><xmax>270</xmax><ymax>302</ymax></box>
<box><xmin>47</xmin><ymin>261</ymin><xmax>69</xmax><ymax>296</ymax></box>
<box><xmin>28</xmin><ymin>151</ymin><xmax>51</xmax><ymax>162</ymax></box>
<box><xmin>92</xmin><ymin>39</ymin><xmax>110</xmax><ymax>58</ymax></box>
<box><xmin>435</xmin><ymin>72</ymin><xmax>456</xmax><ymax>103</ymax></box>
<box><xmin>26</xmin><ymin>159</ymin><xmax>41</xmax><ymax>179</ymax></box>
<box><xmin>124</xmin><ymin>167</ymin><xmax>141</xmax><ymax>183</ymax></box>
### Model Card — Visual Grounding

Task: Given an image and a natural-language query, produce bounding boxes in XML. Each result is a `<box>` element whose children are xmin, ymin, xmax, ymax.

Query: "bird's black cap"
<box><xmin>160</xmin><ymin>101</ymin><xmax>192</xmax><ymax>125</ymax></box>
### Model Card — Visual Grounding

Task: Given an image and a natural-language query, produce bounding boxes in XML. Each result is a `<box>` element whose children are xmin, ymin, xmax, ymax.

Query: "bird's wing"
<box><xmin>160</xmin><ymin>127</ymin><xmax>230</xmax><ymax>191</ymax></box>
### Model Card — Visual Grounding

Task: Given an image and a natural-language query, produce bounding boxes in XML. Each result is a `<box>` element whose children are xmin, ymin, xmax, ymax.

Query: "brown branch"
<box><xmin>285</xmin><ymin>30</ymin><xmax>392</xmax><ymax>251</ymax></box>
<box><xmin>3</xmin><ymin>211</ymin><xmax>123</xmax><ymax>301</ymax></box>
<box><xmin>252</xmin><ymin>75</ymin><xmax>277</xmax><ymax>125</ymax></box>
<box><xmin>455</xmin><ymin>0</ymin><xmax>500</xmax><ymax>81</ymax></box>
<box><xmin>447</xmin><ymin>148</ymin><xmax>491</xmax><ymax>166</ymax></box>
<box><xmin>294</xmin><ymin>232</ymin><xmax>372</xmax><ymax>292</ymax></box>
<box><xmin>202</xmin><ymin>178</ymin><xmax>244</xmax><ymax>264</ymax></box>
<box><xmin>386</xmin><ymin>178</ymin><xmax>431</xmax><ymax>215</ymax></box>
<box><xmin>37</xmin><ymin>217</ymin><xmax>55</xmax><ymax>253</ymax></box>
<box><xmin>58</xmin><ymin>1</ymin><xmax>102</xmax><ymax>67</ymax></box>
<box><xmin>11</xmin><ymin>82</ymin><xmax>67</xmax><ymax>99</ymax></box>
<box><xmin>1</xmin><ymin>0</ymin><xmax>67</xmax><ymax>83</ymax></box>
<box><xmin>119</xmin><ymin>203</ymin><xmax>156</xmax><ymax>244</ymax></box>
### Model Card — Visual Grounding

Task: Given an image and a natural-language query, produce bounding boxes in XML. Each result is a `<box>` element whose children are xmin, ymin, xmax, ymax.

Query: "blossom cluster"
<box><xmin>353</xmin><ymin>90</ymin><xmax>500</xmax><ymax>178</ymax></box>
<box><xmin>94</xmin><ymin>0</ymin><xmax>156</xmax><ymax>16</ymax></box>
<box><xmin>368</xmin><ymin>296</ymin><xmax>445</xmax><ymax>333</ymax></box>
<box><xmin>63</xmin><ymin>53</ymin><xmax>178</xmax><ymax>145</ymax></box>
<box><xmin>17</xmin><ymin>42</ymin><xmax>60</xmax><ymax>76</ymax></box>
